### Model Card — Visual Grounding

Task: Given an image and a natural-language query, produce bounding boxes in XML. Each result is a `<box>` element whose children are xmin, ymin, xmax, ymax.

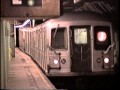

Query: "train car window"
<box><xmin>51</xmin><ymin>28</ymin><xmax>67</xmax><ymax>49</ymax></box>
<box><xmin>94</xmin><ymin>26</ymin><xmax>111</xmax><ymax>50</ymax></box>
<box><xmin>74</xmin><ymin>28</ymin><xmax>87</xmax><ymax>44</ymax></box>
<box><xmin>70</xmin><ymin>26</ymin><xmax>89</xmax><ymax>45</ymax></box>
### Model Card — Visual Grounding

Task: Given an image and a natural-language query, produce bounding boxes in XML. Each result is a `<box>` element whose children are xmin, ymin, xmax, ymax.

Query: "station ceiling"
<box><xmin>62</xmin><ymin>0</ymin><xmax>119</xmax><ymax>13</ymax></box>
<box><xmin>18</xmin><ymin>0</ymin><xmax>119</xmax><ymax>26</ymax></box>
<box><xmin>62</xmin><ymin>0</ymin><xmax>119</xmax><ymax>24</ymax></box>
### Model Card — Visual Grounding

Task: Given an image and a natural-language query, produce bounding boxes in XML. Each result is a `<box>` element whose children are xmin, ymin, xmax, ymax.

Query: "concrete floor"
<box><xmin>6</xmin><ymin>48</ymin><xmax>56</xmax><ymax>90</ymax></box>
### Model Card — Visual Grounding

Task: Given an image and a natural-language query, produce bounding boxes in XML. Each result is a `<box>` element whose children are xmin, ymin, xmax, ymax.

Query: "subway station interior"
<box><xmin>0</xmin><ymin>0</ymin><xmax>119</xmax><ymax>89</ymax></box>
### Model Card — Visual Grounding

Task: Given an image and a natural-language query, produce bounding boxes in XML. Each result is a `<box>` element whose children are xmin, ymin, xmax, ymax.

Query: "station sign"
<box><xmin>1</xmin><ymin>0</ymin><xmax>60</xmax><ymax>19</ymax></box>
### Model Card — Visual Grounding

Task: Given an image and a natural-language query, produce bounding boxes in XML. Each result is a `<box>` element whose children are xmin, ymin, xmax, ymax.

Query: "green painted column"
<box><xmin>0</xmin><ymin>20</ymin><xmax>11</xmax><ymax>89</ymax></box>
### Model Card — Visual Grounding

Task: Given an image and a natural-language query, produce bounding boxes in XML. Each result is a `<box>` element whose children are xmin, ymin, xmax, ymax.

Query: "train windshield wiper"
<box><xmin>53</xmin><ymin>24</ymin><xmax>59</xmax><ymax>38</ymax></box>
<box><xmin>103</xmin><ymin>43</ymin><xmax>114</xmax><ymax>54</ymax></box>
<box><xmin>48</xmin><ymin>46</ymin><xmax>61</xmax><ymax>55</ymax></box>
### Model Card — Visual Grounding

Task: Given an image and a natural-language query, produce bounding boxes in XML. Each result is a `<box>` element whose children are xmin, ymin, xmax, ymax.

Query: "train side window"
<box><xmin>51</xmin><ymin>28</ymin><xmax>67</xmax><ymax>49</ymax></box>
<box><xmin>94</xmin><ymin>26</ymin><xmax>111</xmax><ymax>50</ymax></box>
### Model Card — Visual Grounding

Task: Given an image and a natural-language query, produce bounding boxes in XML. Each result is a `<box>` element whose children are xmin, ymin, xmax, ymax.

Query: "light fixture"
<box><xmin>14</xmin><ymin>19</ymin><xmax>31</xmax><ymax>28</ymax></box>
<box><xmin>28</xmin><ymin>0</ymin><xmax>35</xmax><ymax>6</ymax></box>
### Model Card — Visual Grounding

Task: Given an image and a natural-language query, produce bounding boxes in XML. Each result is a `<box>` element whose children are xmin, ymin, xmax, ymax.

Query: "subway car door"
<box><xmin>70</xmin><ymin>26</ymin><xmax>91</xmax><ymax>73</ymax></box>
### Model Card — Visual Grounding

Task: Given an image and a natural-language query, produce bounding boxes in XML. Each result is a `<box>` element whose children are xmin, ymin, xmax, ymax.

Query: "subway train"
<box><xmin>18</xmin><ymin>12</ymin><xmax>119</xmax><ymax>76</ymax></box>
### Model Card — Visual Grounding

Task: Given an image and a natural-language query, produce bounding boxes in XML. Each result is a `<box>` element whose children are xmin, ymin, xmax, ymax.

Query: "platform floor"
<box><xmin>6</xmin><ymin>48</ymin><xmax>56</xmax><ymax>90</ymax></box>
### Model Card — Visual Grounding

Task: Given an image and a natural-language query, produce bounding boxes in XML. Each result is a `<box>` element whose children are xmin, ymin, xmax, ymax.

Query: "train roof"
<box><xmin>45</xmin><ymin>12</ymin><xmax>110</xmax><ymax>23</ymax></box>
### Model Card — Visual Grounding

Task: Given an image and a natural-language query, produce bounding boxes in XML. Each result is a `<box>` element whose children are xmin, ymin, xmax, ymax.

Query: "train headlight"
<box><xmin>49</xmin><ymin>57</ymin><xmax>60</xmax><ymax>69</ymax></box>
<box><xmin>54</xmin><ymin>59</ymin><xmax>59</xmax><ymax>64</ymax></box>
<box><xmin>104</xmin><ymin>58</ymin><xmax>109</xmax><ymax>63</ymax></box>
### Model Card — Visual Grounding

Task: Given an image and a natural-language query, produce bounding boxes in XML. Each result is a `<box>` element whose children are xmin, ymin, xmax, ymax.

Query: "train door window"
<box><xmin>74</xmin><ymin>28</ymin><xmax>87</xmax><ymax>44</ymax></box>
<box><xmin>51</xmin><ymin>28</ymin><xmax>67</xmax><ymax>49</ymax></box>
<box><xmin>94</xmin><ymin>26</ymin><xmax>111</xmax><ymax>50</ymax></box>
<box><xmin>70</xmin><ymin>26</ymin><xmax>90</xmax><ymax>45</ymax></box>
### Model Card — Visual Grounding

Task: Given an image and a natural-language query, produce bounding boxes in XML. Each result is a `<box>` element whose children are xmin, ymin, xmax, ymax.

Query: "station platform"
<box><xmin>6</xmin><ymin>48</ymin><xmax>56</xmax><ymax>90</ymax></box>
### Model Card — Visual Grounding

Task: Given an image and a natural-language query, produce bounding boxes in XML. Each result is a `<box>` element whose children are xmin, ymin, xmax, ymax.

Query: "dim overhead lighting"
<box><xmin>28</xmin><ymin>0</ymin><xmax>35</xmax><ymax>6</ymax></box>
<box><xmin>74</xmin><ymin>0</ymin><xmax>81</xmax><ymax>4</ymax></box>
<box><xmin>14</xmin><ymin>19</ymin><xmax>31</xmax><ymax>28</ymax></box>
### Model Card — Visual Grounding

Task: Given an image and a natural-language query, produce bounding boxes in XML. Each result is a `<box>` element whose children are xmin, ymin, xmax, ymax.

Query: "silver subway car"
<box><xmin>19</xmin><ymin>12</ymin><xmax>118</xmax><ymax>76</ymax></box>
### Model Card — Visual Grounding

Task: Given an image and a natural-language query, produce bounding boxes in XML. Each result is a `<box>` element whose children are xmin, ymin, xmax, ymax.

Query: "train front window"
<box><xmin>94</xmin><ymin>26</ymin><xmax>111</xmax><ymax>50</ymax></box>
<box><xmin>51</xmin><ymin>28</ymin><xmax>67</xmax><ymax>49</ymax></box>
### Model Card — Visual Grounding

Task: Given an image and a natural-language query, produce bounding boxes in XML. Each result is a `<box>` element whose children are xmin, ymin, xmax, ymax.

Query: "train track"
<box><xmin>48</xmin><ymin>75</ymin><xmax>118</xmax><ymax>90</ymax></box>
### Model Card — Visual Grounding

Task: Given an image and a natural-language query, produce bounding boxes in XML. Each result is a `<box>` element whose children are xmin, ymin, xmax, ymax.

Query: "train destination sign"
<box><xmin>1</xmin><ymin>0</ymin><xmax>60</xmax><ymax>18</ymax></box>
